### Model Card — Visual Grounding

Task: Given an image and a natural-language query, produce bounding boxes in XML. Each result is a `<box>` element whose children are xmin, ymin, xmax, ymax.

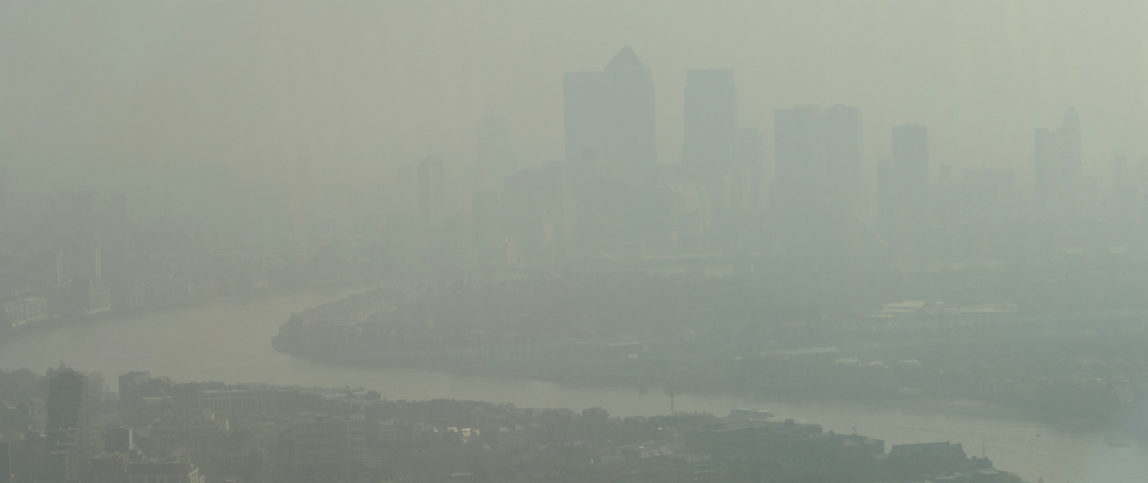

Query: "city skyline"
<box><xmin>7</xmin><ymin>4</ymin><xmax>1148</xmax><ymax>482</ymax></box>
<box><xmin>4</xmin><ymin>1</ymin><xmax>1148</xmax><ymax>198</ymax></box>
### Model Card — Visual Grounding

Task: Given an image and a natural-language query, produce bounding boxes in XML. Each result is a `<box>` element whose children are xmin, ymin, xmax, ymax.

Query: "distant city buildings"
<box><xmin>287</xmin><ymin>415</ymin><xmax>368</xmax><ymax>482</ymax></box>
<box><xmin>1106</xmin><ymin>155</ymin><xmax>1148</xmax><ymax>223</ymax></box>
<box><xmin>102</xmin><ymin>428</ymin><xmax>134</xmax><ymax>454</ymax></box>
<box><xmin>45</xmin><ymin>367</ymin><xmax>88</xmax><ymax>483</ymax></box>
<box><xmin>879</xmin><ymin>123</ymin><xmax>930</xmax><ymax>241</ymax></box>
<box><xmin>501</xmin><ymin>163</ymin><xmax>570</xmax><ymax>264</ymax></box>
<box><xmin>61</xmin><ymin>278</ymin><xmax>111</xmax><ymax>317</ymax></box>
<box><xmin>0</xmin><ymin>42</ymin><xmax>1140</xmax><ymax>323</ymax></box>
<box><xmin>0</xmin><ymin>296</ymin><xmax>49</xmax><ymax>328</ymax></box>
<box><xmin>90</xmin><ymin>456</ymin><xmax>204</xmax><ymax>483</ymax></box>
<box><xmin>683</xmin><ymin>69</ymin><xmax>738</xmax><ymax>178</ymax></box>
<box><xmin>681</xmin><ymin>69</ymin><xmax>764</xmax><ymax>240</ymax></box>
<box><xmin>1035</xmin><ymin>108</ymin><xmax>1084</xmax><ymax>219</ymax></box>
<box><xmin>563</xmin><ymin>46</ymin><xmax>657</xmax><ymax>175</ymax></box>
<box><xmin>772</xmin><ymin>106</ymin><xmax>829</xmax><ymax>208</ymax></box>
<box><xmin>770</xmin><ymin>105</ymin><xmax>875</xmax><ymax>261</ymax></box>
<box><xmin>824</xmin><ymin>105</ymin><xmax>863</xmax><ymax>207</ymax></box>
<box><xmin>961</xmin><ymin>167</ymin><xmax>1020</xmax><ymax>223</ymax></box>
<box><xmin>734</xmin><ymin>127</ymin><xmax>767</xmax><ymax>215</ymax></box>
<box><xmin>345</xmin><ymin>47</ymin><xmax>1144</xmax><ymax>273</ymax></box>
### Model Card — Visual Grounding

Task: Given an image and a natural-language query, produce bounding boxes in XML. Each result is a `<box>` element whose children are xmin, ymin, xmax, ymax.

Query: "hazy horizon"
<box><xmin>3</xmin><ymin>1</ymin><xmax>1148</xmax><ymax>200</ymax></box>
<box><xmin>6</xmin><ymin>4</ymin><xmax>1148</xmax><ymax>482</ymax></box>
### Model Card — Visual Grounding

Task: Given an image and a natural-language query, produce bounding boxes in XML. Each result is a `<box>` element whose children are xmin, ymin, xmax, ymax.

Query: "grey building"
<box><xmin>44</xmin><ymin>367</ymin><xmax>88</xmax><ymax>483</ymax></box>
<box><xmin>563</xmin><ymin>46</ymin><xmax>657</xmax><ymax>174</ymax></box>
<box><xmin>879</xmin><ymin>123</ymin><xmax>930</xmax><ymax>239</ymax></box>
<box><xmin>683</xmin><ymin>68</ymin><xmax>738</xmax><ymax>177</ymax></box>
<box><xmin>1034</xmin><ymin>108</ymin><xmax>1083</xmax><ymax>218</ymax></box>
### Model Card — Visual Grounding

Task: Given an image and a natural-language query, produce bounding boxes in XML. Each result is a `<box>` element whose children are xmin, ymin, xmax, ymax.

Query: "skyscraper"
<box><xmin>563</xmin><ymin>46</ymin><xmax>656</xmax><ymax>173</ymax></box>
<box><xmin>825</xmin><ymin>105</ymin><xmax>863</xmax><ymax>205</ymax></box>
<box><xmin>880</xmin><ymin>124</ymin><xmax>930</xmax><ymax>239</ymax></box>
<box><xmin>44</xmin><ymin>367</ymin><xmax>87</xmax><ymax>483</ymax></box>
<box><xmin>563</xmin><ymin>71</ymin><xmax>608</xmax><ymax>163</ymax></box>
<box><xmin>1034</xmin><ymin>108</ymin><xmax>1083</xmax><ymax>219</ymax></box>
<box><xmin>770</xmin><ymin>106</ymin><xmax>875</xmax><ymax>260</ymax></box>
<box><xmin>773</xmin><ymin>106</ymin><xmax>828</xmax><ymax>205</ymax></box>
<box><xmin>562</xmin><ymin>47</ymin><xmax>658</xmax><ymax>253</ymax></box>
<box><xmin>891</xmin><ymin>124</ymin><xmax>929</xmax><ymax>187</ymax></box>
<box><xmin>682</xmin><ymin>69</ymin><xmax>740</xmax><ymax>238</ymax></box>
<box><xmin>733</xmin><ymin>127</ymin><xmax>766</xmax><ymax>214</ymax></box>
<box><xmin>683</xmin><ymin>69</ymin><xmax>738</xmax><ymax>176</ymax></box>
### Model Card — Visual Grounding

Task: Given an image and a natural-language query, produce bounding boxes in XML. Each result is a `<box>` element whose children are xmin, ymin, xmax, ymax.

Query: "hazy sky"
<box><xmin>3</xmin><ymin>1</ymin><xmax>1147</xmax><ymax>197</ymax></box>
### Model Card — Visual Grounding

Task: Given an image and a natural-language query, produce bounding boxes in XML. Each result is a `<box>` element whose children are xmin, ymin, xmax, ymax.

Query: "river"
<box><xmin>0</xmin><ymin>288</ymin><xmax>1143</xmax><ymax>483</ymax></box>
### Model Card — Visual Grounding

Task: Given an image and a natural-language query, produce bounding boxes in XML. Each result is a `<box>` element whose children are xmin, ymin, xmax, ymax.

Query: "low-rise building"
<box><xmin>1</xmin><ymin>296</ymin><xmax>50</xmax><ymax>328</ymax></box>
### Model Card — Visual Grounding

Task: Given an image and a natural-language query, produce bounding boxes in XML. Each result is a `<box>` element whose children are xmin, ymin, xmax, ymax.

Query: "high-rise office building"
<box><xmin>771</xmin><ymin>106</ymin><xmax>826</xmax><ymax>255</ymax></box>
<box><xmin>733</xmin><ymin>127</ymin><xmax>766</xmax><ymax>214</ymax></box>
<box><xmin>683</xmin><ymin>69</ymin><xmax>738</xmax><ymax>176</ymax></box>
<box><xmin>891</xmin><ymin>124</ymin><xmax>929</xmax><ymax>187</ymax></box>
<box><xmin>44</xmin><ymin>367</ymin><xmax>88</xmax><ymax>483</ymax></box>
<box><xmin>563</xmin><ymin>47</ymin><xmax>657</xmax><ymax>253</ymax></box>
<box><xmin>879</xmin><ymin>124</ymin><xmax>930</xmax><ymax>239</ymax></box>
<box><xmin>563</xmin><ymin>71</ymin><xmax>608</xmax><ymax>163</ymax></box>
<box><xmin>502</xmin><ymin>163</ymin><xmax>570</xmax><ymax>264</ymax></box>
<box><xmin>771</xmin><ymin>105</ymin><xmax>875</xmax><ymax>260</ymax></box>
<box><xmin>1034</xmin><ymin>108</ymin><xmax>1083</xmax><ymax>219</ymax></box>
<box><xmin>682</xmin><ymin>68</ymin><xmax>741</xmax><ymax>237</ymax></box>
<box><xmin>563</xmin><ymin>46</ymin><xmax>656</xmax><ymax>173</ymax></box>
<box><xmin>602</xmin><ymin>46</ymin><xmax>656</xmax><ymax>169</ymax></box>
<box><xmin>825</xmin><ymin>105</ymin><xmax>863</xmax><ymax>204</ymax></box>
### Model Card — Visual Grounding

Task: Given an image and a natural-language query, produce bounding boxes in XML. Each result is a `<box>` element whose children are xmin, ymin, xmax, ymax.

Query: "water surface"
<box><xmin>0</xmin><ymin>290</ymin><xmax>1142</xmax><ymax>483</ymax></box>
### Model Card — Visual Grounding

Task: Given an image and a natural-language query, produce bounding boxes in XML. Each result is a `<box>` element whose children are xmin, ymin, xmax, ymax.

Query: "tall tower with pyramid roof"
<box><xmin>563</xmin><ymin>46</ymin><xmax>657</xmax><ymax>174</ymax></box>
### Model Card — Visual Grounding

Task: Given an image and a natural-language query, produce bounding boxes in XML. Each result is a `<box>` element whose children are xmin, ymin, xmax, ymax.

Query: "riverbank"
<box><xmin>0</xmin><ymin>281</ymin><xmax>372</xmax><ymax>341</ymax></box>
<box><xmin>3</xmin><ymin>291</ymin><xmax>1145</xmax><ymax>482</ymax></box>
<box><xmin>270</xmin><ymin>283</ymin><xmax>1148</xmax><ymax>444</ymax></box>
<box><xmin>281</xmin><ymin>344</ymin><xmax>1142</xmax><ymax>444</ymax></box>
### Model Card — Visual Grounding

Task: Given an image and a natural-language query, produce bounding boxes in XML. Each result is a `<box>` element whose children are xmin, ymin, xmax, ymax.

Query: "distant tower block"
<box><xmin>45</xmin><ymin>367</ymin><xmax>89</xmax><ymax>483</ymax></box>
<box><xmin>563</xmin><ymin>46</ymin><xmax>657</xmax><ymax>172</ymax></box>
